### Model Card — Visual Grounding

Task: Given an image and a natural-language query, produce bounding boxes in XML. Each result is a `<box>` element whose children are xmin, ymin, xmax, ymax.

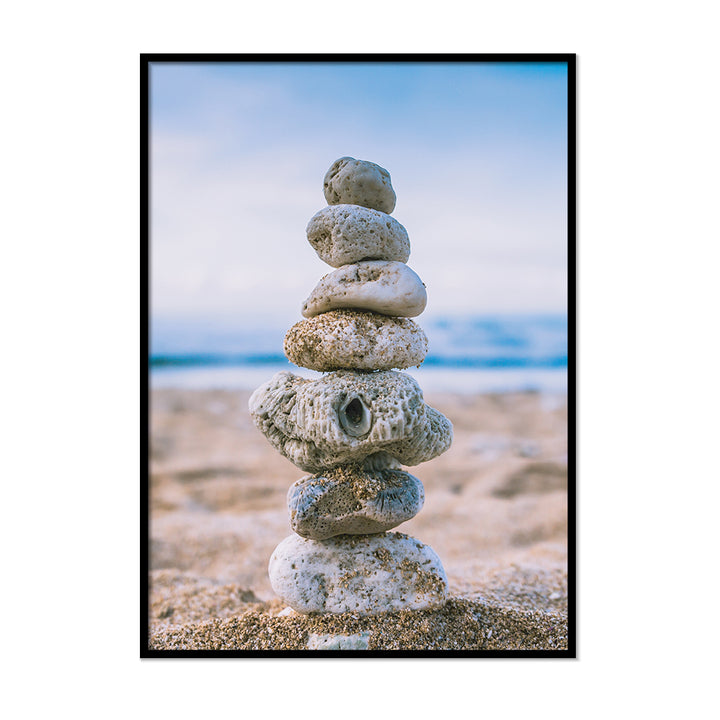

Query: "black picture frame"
<box><xmin>141</xmin><ymin>53</ymin><xmax>576</xmax><ymax>658</ymax></box>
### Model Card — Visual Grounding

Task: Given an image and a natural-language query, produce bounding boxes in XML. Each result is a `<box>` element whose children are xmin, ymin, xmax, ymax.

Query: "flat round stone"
<box><xmin>268</xmin><ymin>532</ymin><xmax>447</xmax><ymax>615</ymax></box>
<box><xmin>323</xmin><ymin>157</ymin><xmax>396</xmax><ymax>214</ymax></box>
<box><xmin>302</xmin><ymin>261</ymin><xmax>427</xmax><ymax>318</ymax></box>
<box><xmin>288</xmin><ymin>466</ymin><xmax>425</xmax><ymax>539</ymax></box>
<box><xmin>306</xmin><ymin>205</ymin><xmax>410</xmax><ymax>268</ymax></box>
<box><xmin>284</xmin><ymin>309</ymin><xmax>427</xmax><ymax>371</ymax></box>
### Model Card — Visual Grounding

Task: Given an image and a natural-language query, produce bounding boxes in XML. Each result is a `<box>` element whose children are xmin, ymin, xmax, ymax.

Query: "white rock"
<box><xmin>288</xmin><ymin>467</ymin><xmax>425</xmax><ymax>539</ymax></box>
<box><xmin>307</xmin><ymin>205</ymin><xmax>410</xmax><ymax>268</ymax></box>
<box><xmin>323</xmin><ymin>157</ymin><xmax>396</xmax><ymax>214</ymax></box>
<box><xmin>248</xmin><ymin>369</ymin><xmax>453</xmax><ymax>473</ymax></box>
<box><xmin>307</xmin><ymin>632</ymin><xmax>371</xmax><ymax>650</ymax></box>
<box><xmin>302</xmin><ymin>261</ymin><xmax>427</xmax><ymax>318</ymax></box>
<box><xmin>284</xmin><ymin>309</ymin><xmax>427</xmax><ymax>371</ymax></box>
<box><xmin>268</xmin><ymin>532</ymin><xmax>447</xmax><ymax>615</ymax></box>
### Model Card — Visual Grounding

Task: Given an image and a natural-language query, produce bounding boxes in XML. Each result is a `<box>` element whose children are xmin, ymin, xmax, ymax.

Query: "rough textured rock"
<box><xmin>284</xmin><ymin>310</ymin><xmax>427</xmax><ymax>371</ymax></box>
<box><xmin>248</xmin><ymin>369</ymin><xmax>453</xmax><ymax>473</ymax></box>
<box><xmin>302</xmin><ymin>260</ymin><xmax>427</xmax><ymax>318</ymax></box>
<box><xmin>288</xmin><ymin>465</ymin><xmax>424</xmax><ymax>539</ymax></box>
<box><xmin>323</xmin><ymin>157</ymin><xmax>396</xmax><ymax>214</ymax></box>
<box><xmin>307</xmin><ymin>205</ymin><xmax>410</xmax><ymax>268</ymax></box>
<box><xmin>268</xmin><ymin>532</ymin><xmax>447</xmax><ymax>615</ymax></box>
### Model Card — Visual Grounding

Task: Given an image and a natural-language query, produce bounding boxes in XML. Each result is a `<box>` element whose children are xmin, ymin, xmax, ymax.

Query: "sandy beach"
<box><xmin>148</xmin><ymin>386</ymin><xmax>569</xmax><ymax>652</ymax></box>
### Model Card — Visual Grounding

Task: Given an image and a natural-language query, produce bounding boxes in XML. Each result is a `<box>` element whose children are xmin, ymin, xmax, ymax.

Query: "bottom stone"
<box><xmin>268</xmin><ymin>532</ymin><xmax>448</xmax><ymax>615</ymax></box>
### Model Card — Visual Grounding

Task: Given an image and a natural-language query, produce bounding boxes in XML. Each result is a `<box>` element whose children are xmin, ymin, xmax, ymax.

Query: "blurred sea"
<box><xmin>150</xmin><ymin>314</ymin><xmax>568</xmax><ymax>394</ymax></box>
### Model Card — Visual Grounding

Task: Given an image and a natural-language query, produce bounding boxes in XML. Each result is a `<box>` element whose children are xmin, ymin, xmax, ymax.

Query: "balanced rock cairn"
<box><xmin>249</xmin><ymin>157</ymin><xmax>453</xmax><ymax>616</ymax></box>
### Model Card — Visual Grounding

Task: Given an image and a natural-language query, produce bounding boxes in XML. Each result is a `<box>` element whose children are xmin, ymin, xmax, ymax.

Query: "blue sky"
<box><xmin>150</xmin><ymin>61</ymin><xmax>568</xmax><ymax>328</ymax></box>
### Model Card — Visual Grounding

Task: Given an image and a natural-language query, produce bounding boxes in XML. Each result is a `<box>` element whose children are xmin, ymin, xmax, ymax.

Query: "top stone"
<box><xmin>323</xmin><ymin>157</ymin><xmax>397</xmax><ymax>214</ymax></box>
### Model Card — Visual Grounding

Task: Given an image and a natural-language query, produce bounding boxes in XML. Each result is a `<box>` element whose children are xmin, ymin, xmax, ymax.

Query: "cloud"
<box><xmin>150</xmin><ymin>62</ymin><xmax>568</xmax><ymax>322</ymax></box>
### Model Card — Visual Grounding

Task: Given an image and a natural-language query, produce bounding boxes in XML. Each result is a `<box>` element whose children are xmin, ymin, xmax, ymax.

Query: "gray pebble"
<box><xmin>307</xmin><ymin>205</ymin><xmax>409</xmax><ymax>268</ymax></box>
<box><xmin>323</xmin><ymin>157</ymin><xmax>396</xmax><ymax>214</ymax></box>
<box><xmin>288</xmin><ymin>466</ymin><xmax>424</xmax><ymax>540</ymax></box>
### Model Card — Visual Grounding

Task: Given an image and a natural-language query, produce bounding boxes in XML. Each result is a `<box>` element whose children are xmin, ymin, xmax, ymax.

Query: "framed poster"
<box><xmin>142</xmin><ymin>54</ymin><xmax>575</xmax><ymax>657</ymax></box>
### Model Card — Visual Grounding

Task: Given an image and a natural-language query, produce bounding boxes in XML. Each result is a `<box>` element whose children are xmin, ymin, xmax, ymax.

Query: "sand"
<box><xmin>148</xmin><ymin>386</ymin><xmax>570</xmax><ymax>652</ymax></box>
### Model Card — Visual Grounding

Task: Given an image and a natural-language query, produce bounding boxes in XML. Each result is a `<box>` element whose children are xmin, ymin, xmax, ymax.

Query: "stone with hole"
<box><xmin>248</xmin><ymin>369</ymin><xmax>453</xmax><ymax>473</ymax></box>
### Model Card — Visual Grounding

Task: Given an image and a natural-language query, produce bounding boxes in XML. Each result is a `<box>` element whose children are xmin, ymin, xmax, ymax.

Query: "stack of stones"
<box><xmin>249</xmin><ymin>157</ymin><xmax>453</xmax><ymax>617</ymax></box>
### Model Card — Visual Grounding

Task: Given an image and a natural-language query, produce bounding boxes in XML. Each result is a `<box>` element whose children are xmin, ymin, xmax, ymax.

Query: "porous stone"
<box><xmin>284</xmin><ymin>310</ymin><xmax>427</xmax><ymax>371</ymax></box>
<box><xmin>323</xmin><ymin>157</ymin><xmax>396</xmax><ymax>214</ymax></box>
<box><xmin>248</xmin><ymin>369</ymin><xmax>453</xmax><ymax>473</ymax></box>
<box><xmin>288</xmin><ymin>466</ymin><xmax>425</xmax><ymax>540</ymax></box>
<box><xmin>268</xmin><ymin>532</ymin><xmax>447</xmax><ymax>615</ymax></box>
<box><xmin>302</xmin><ymin>261</ymin><xmax>427</xmax><ymax>318</ymax></box>
<box><xmin>307</xmin><ymin>205</ymin><xmax>410</xmax><ymax>268</ymax></box>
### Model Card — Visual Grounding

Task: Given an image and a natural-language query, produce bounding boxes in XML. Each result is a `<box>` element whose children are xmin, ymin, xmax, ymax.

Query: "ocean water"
<box><xmin>150</xmin><ymin>314</ymin><xmax>568</xmax><ymax>394</ymax></box>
